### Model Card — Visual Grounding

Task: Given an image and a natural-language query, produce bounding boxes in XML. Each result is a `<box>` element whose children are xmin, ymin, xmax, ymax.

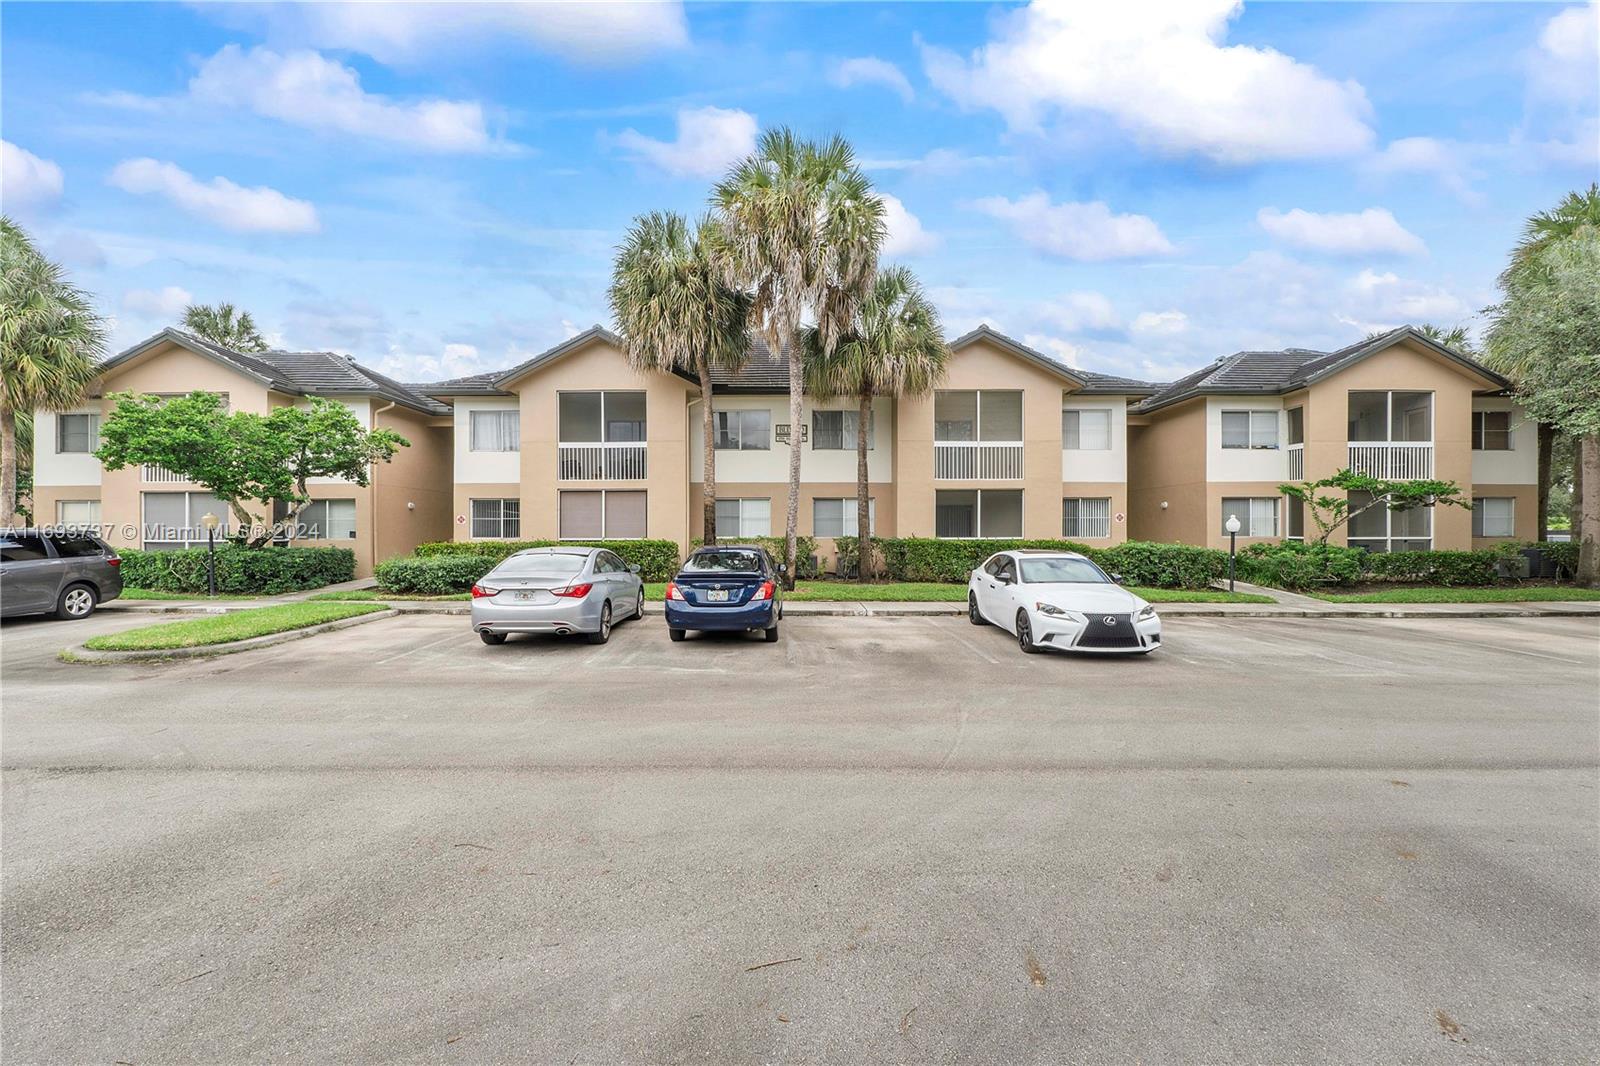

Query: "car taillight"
<box><xmin>666</xmin><ymin>582</ymin><xmax>685</xmax><ymax>601</ymax></box>
<box><xmin>553</xmin><ymin>582</ymin><xmax>593</xmax><ymax>598</ymax></box>
<box><xmin>106</xmin><ymin>557</ymin><xmax>121</xmax><ymax>567</ymax></box>
<box><xmin>470</xmin><ymin>584</ymin><xmax>498</xmax><ymax>598</ymax></box>
<box><xmin>749</xmin><ymin>581</ymin><xmax>775</xmax><ymax>602</ymax></box>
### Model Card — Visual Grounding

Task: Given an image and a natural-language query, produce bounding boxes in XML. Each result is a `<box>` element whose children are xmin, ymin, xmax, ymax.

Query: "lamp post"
<box><xmin>1225</xmin><ymin>513</ymin><xmax>1241</xmax><ymax>592</ymax></box>
<box><xmin>201</xmin><ymin>512</ymin><xmax>220</xmax><ymax>597</ymax></box>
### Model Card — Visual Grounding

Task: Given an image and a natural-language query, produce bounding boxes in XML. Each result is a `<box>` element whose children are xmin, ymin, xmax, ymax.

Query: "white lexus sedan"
<box><xmin>966</xmin><ymin>550</ymin><xmax>1161</xmax><ymax>655</ymax></box>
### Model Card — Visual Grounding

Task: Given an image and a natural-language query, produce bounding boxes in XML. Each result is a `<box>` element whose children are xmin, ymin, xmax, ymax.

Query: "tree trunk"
<box><xmin>1571</xmin><ymin>444</ymin><xmax>1583</xmax><ymax>545</ymax></box>
<box><xmin>856</xmin><ymin>389</ymin><xmax>872</xmax><ymax>582</ymax></box>
<box><xmin>699</xmin><ymin>361</ymin><xmax>718</xmax><ymax>547</ymax></box>
<box><xmin>1578</xmin><ymin>434</ymin><xmax>1599</xmax><ymax>588</ymax></box>
<box><xmin>1537</xmin><ymin>423</ymin><xmax>1554</xmax><ymax>539</ymax></box>
<box><xmin>0</xmin><ymin>404</ymin><xmax>17</xmax><ymax>527</ymax></box>
<box><xmin>781</xmin><ymin>325</ymin><xmax>802</xmax><ymax>590</ymax></box>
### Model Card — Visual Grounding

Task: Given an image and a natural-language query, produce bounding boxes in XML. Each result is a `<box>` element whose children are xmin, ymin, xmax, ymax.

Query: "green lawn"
<box><xmin>1313</xmin><ymin>586</ymin><xmax>1600</xmax><ymax>604</ymax></box>
<box><xmin>84</xmin><ymin>602</ymin><xmax>388</xmax><ymax>651</ymax></box>
<box><xmin>120</xmin><ymin>587</ymin><xmax>260</xmax><ymax>601</ymax></box>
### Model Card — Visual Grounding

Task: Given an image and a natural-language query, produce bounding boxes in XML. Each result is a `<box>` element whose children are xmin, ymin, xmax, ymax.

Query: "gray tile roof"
<box><xmin>409</xmin><ymin>371</ymin><xmax>513</xmax><ymax>398</ymax></box>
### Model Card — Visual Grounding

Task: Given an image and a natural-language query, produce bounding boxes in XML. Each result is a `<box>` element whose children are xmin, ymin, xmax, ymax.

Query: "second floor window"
<box><xmin>560</xmin><ymin>391</ymin><xmax>646</xmax><ymax>444</ymax></box>
<box><xmin>57</xmin><ymin>413</ymin><xmax>100</xmax><ymax>453</ymax></box>
<box><xmin>1349</xmin><ymin>391</ymin><xmax>1432</xmax><ymax>442</ymax></box>
<box><xmin>934</xmin><ymin>390</ymin><xmax>1022</xmax><ymax>442</ymax></box>
<box><xmin>715</xmin><ymin>409</ymin><xmax>771</xmax><ymax>450</ymax></box>
<box><xmin>1472</xmin><ymin>410</ymin><xmax>1512</xmax><ymax>450</ymax></box>
<box><xmin>1221</xmin><ymin>410</ymin><xmax>1279</xmax><ymax>449</ymax></box>
<box><xmin>1062</xmin><ymin>409</ymin><xmax>1111</xmax><ymax>450</ymax></box>
<box><xmin>469</xmin><ymin>410</ymin><xmax>520</xmax><ymax>452</ymax></box>
<box><xmin>812</xmin><ymin>409</ymin><xmax>872</xmax><ymax>450</ymax></box>
<box><xmin>1286</xmin><ymin>407</ymin><xmax>1304</xmax><ymax>446</ymax></box>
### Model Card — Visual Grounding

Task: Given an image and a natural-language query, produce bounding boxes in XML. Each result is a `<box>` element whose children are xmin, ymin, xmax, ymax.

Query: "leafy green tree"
<box><xmin>96</xmin><ymin>392</ymin><xmax>408</xmax><ymax>546</ymax></box>
<box><xmin>0</xmin><ymin>217</ymin><xmax>107</xmax><ymax>526</ymax></box>
<box><xmin>1278</xmin><ymin>469</ymin><xmax>1472</xmax><ymax>546</ymax></box>
<box><xmin>182</xmin><ymin>302</ymin><xmax>268</xmax><ymax>352</ymax></box>
<box><xmin>1486</xmin><ymin>230</ymin><xmax>1600</xmax><ymax>584</ymax></box>
<box><xmin>609</xmin><ymin>211</ymin><xmax>751</xmax><ymax>545</ymax></box>
<box><xmin>710</xmin><ymin>128</ymin><xmax>884</xmax><ymax>586</ymax></box>
<box><xmin>804</xmin><ymin>265</ymin><xmax>948</xmax><ymax>580</ymax></box>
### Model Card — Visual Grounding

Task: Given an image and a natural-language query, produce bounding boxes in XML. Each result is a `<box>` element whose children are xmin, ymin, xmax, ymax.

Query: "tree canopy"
<box><xmin>1279</xmin><ymin>469</ymin><xmax>1472</xmax><ymax>546</ymax></box>
<box><xmin>182</xmin><ymin>303</ymin><xmax>268</xmax><ymax>353</ymax></box>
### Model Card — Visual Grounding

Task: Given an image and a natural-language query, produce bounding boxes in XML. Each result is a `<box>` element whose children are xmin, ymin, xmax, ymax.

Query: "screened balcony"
<box><xmin>933</xmin><ymin>390</ymin><xmax>1024</xmax><ymax>479</ymax></box>
<box><xmin>1347</xmin><ymin>390</ymin><xmax>1433</xmax><ymax>479</ymax></box>
<box><xmin>558</xmin><ymin>391</ymin><xmax>647</xmax><ymax>480</ymax></box>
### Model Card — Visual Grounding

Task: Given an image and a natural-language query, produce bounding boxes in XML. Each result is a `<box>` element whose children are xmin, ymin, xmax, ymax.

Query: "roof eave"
<box><xmin>96</xmin><ymin>328</ymin><xmax>289</xmax><ymax>391</ymax></box>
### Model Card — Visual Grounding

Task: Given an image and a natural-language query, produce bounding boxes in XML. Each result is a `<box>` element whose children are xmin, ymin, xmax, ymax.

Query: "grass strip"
<box><xmin>120</xmin><ymin>587</ymin><xmax>259</xmax><ymax>601</ymax></box>
<box><xmin>1312</xmin><ymin>586</ymin><xmax>1600</xmax><ymax>604</ymax></box>
<box><xmin>84</xmin><ymin>602</ymin><xmax>388</xmax><ymax>651</ymax></box>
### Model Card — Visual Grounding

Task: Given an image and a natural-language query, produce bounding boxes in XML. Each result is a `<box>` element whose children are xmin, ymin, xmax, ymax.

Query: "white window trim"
<box><xmin>298</xmin><ymin>498</ymin><xmax>358</xmax><ymax>540</ymax></box>
<box><xmin>1472</xmin><ymin>410</ymin><xmax>1514</xmax><ymax>452</ymax></box>
<box><xmin>713</xmin><ymin>408</ymin><xmax>771</xmax><ymax>451</ymax></box>
<box><xmin>141</xmin><ymin>491</ymin><xmax>232</xmax><ymax>548</ymax></box>
<box><xmin>715</xmin><ymin>497</ymin><xmax>772</xmax><ymax>538</ymax></box>
<box><xmin>1473</xmin><ymin>496</ymin><xmax>1516</xmax><ymax>538</ymax></box>
<box><xmin>811</xmin><ymin>408</ymin><xmax>874</xmax><ymax>451</ymax></box>
<box><xmin>56</xmin><ymin>412</ymin><xmax>101</xmax><ymax>454</ymax></box>
<box><xmin>56</xmin><ymin>499</ymin><xmax>102</xmax><ymax>527</ymax></box>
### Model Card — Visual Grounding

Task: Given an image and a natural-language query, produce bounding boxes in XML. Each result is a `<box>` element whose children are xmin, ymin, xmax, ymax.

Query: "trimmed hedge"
<box><xmin>374</xmin><ymin>554</ymin><xmax>495</xmax><ymax>595</ymax></box>
<box><xmin>1237</xmin><ymin>540</ymin><xmax>1529</xmax><ymax>589</ymax></box>
<box><xmin>117</xmin><ymin>546</ymin><xmax>355</xmax><ymax>594</ymax></box>
<box><xmin>835</xmin><ymin>537</ymin><xmax>1228</xmax><ymax>589</ymax></box>
<box><xmin>1236</xmin><ymin>543</ymin><xmax>1364</xmax><ymax>590</ymax></box>
<box><xmin>412</xmin><ymin>539</ymin><xmax>680</xmax><ymax>581</ymax></box>
<box><xmin>691</xmin><ymin>536</ymin><xmax>821</xmax><ymax>578</ymax></box>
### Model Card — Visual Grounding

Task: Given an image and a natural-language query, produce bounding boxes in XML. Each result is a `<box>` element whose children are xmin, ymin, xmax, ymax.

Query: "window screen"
<box><xmin>57</xmin><ymin>413</ymin><xmax>100</xmax><ymax>453</ymax></box>
<box><xmin>1062</xmin><ymin>497</ymin><xmax>1111</xmax><ymax>538</ymax></box>
<box><xmin>1473</xmin><ymin>411</ymin><xmax>1512</xmax><ymax>451</ymax></box>
<box><xmin>812</xmin><ymin>410</ymin><xmax>873</xmax><ymax>450</ymax></box>
<box><xmin>1472</xmin><ymin>497</ymin><xmax>1515</xmax><ymax>537</ymax></box>
<box><xmin>471</xmin><ymin>498</ymin><xmax>521</xmax><ymax>538</ymax></box>
<box><xmin>813</xmin><ymin>498</ymin><xmax>875</xmax><ymax>537</ymax></box>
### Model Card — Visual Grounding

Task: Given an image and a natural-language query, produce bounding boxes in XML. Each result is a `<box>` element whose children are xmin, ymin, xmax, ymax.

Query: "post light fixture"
<box><xmin>201</xmin><ymin>512</ymin><xmax>220</xmax><ymax>597</ymax></box>
<box><xmin>1225</xmin><ymin>513</ymin><xmax>1241</xmax><ymax>592</ymax></box>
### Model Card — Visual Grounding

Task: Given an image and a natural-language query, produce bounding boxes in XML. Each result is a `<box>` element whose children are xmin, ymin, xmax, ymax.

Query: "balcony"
<box><xmin>142</xmin><ymin>464</ymin><xmax>189</xmax><ymax>484</ymax></box>
<box><xmin>934</xmin><ymin>441</ymin><xmax>1024</xmax><ymax>480</ymax></box>
<box><xmin>558</xmin><ymin>442</ymin><xmax>647</xmax><ymax>481</ymax></box>
<box><xmin>1347</xmin><ymin>441</ymin><xmax>1433</xmax><ymax>479</ymax></box>
<box><xmin>1286</xmin><ymin>443</ymin><xmax>1304</xmax><ymax>481</ymax></box>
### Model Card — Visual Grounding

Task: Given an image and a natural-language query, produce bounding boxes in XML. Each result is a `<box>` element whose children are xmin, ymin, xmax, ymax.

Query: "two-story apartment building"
<box><xmin>36</xmin><ymin>323</ymin><xmax>1538</xmax><ymax>576</ymax></box>
<box><xmin>1126</xmin><ymin>326</ymin><xmax>1536</xmax><ymax>550</ymax></box>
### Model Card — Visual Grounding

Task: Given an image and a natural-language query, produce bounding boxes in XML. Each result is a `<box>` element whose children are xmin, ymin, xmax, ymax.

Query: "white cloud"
<box><xmin>830</xmin><ymin>57</ymin><xmax>914</xmax><ymax>102</ymax></box>
<box><xmin>972</xmin><ymin>192</ymin><xmax>1174</xmax><ymax>261</ymax></box>
<box><xmin>1042</xmin><ymin>291</ymin><xmax>1121</xmax><ymax>333</ymax></box>
<box><xmin>1341</xmin><ymin>269</ymin><xmax>1466</xmax><ymax>332</ymax></box>
<box><xmin>1529</xmin><ymin>5</ymin><xmax>1599</xmax><ymax>104</ymax></box>
<box><xmin>122</xmin><ymin>286</ymin><xmax>193</xmax><ymax>318</ymax></box>
<box><xmin>107</xmin><ymin>159</ymin><xmax>320</xmax><ymax>234</ymax></box>
<box><xmin>214</xmin><ymin>2</ymin><xmax>689</xmax><ymax>67</ymax></box>
<box><xmin>611</xmin><ymin>106</ymin><xmax>758</xmax><ymax>178</ymax></box>
<box><xmin>189</xmin><ymin>45</ymin><xmax>500</xmax><ymax>153</ymax></box>
<box><xmin>1366</xmin><ymin>137</ymin><xmax>1483</xmax><ymax>207</ymax></box>
<box><xmin>1132</xmin><ymin>310</ymin><xmax>1189</xmax><ymax>335</ymax></box>
<box><xmin>879</xmin><ymin>194</ymin><xmax>939</xmax><ymax>257</ymax></box>
<box><xmin>2</xmin><ymin>140</ymin><xmax>64</xmax><ymax>208</ymax></box>
<box><xmin>921</xmin><ymin>0</ymin><xmax>1373</xmax><ymax>163</ymax></box>
<box><xmin>1257</xmin><ymin>207</ymin><xmax>1424</xmax><ymax>257</ymax></box>
<box><xmin>1022</xmin><ymin>333</ymin><xmax>1087</xmax><ymax>368</ymax></box>
<box><xmin>861</xmin><ymin>148</ymin><xmax>1011</xmax><ymax>174</ymax></box>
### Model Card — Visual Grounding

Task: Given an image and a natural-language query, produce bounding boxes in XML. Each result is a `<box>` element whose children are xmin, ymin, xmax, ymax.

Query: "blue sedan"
<box><xmin>664</xmin><ymin>545</ymin><xmax>784</xmax><ymax>642</ymax></box>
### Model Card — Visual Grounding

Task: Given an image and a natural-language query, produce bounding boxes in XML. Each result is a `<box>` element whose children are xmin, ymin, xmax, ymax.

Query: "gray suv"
<box><xmin>0</xmin><ymin>529</ymin><xmax>124</xmax><ymax>620</ymax></box>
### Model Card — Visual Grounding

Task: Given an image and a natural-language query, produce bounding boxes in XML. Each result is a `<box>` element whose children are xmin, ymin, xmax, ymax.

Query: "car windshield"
<box><xmin>682</xmin><ymin>550</ymin><xmax>764</xmax><ymax>573</ymax></box>
<box><xmin>1018</xmin><ymin>557</ymin><xmax>1110</xmax><ymax>584</ymax></box>
<box><xmin>493</xmin><ymin>554</ymin><xmax>586</xmax><ymax>578</ymax></box>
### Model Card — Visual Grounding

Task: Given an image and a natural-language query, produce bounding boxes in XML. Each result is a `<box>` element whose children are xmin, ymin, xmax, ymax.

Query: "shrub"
<box><xmin>374</xmin><ymin>554</ymin><xmax>494</xmax><ymax>594</ymax></box>
<box><xmin>116</xmin><ymin>546</ymin><xmax>355</xmax><ymax>594</ymax></box>
<box><xmin>1237</xmin><ymin>542</ymin><xmax>1364</xmax><ymax>589</ymax></box>
<box><xmin>690</xmin><ymin>536</ymin><xmax>821</xmax><ymax>578</ymax></box>
<box><xmin>1094</xmin><ymin>541</ymin><xmax>1229</xmax><ymax>590</ymax></box>
<box><xmin>1359</xmin><ymin>548</ymin><xmax>1506</xmax><ymax>586</ymax></box>
<box><xmin>841</xmin><ymin>538</ymin><xmax>1226</xmax><ymax>588</ymax></box>
<box><xmin>412</xmin><ymin>539</ymin><xmax>680</xmax><ymax>581</ymax></box>
<box><xmin>1523</xmin><ymin>540</ymin><xmax>1578</xmax><ymax>579</ymax></box>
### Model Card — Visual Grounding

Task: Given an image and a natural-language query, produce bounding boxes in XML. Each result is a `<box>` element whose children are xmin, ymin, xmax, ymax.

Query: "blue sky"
<box><xmin>3</xmin><ymin>1</ymin><xmax>1595</xmax><ymax>384</ymax></box>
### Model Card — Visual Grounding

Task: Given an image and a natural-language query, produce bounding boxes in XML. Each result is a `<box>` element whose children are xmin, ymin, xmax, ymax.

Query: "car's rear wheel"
<box><xmin>669</xmin><ymin>628</ymin><xmax>686</xmax><ymax>642</ymax></box>
<box><xmin>56</xmin><ymin>583</ymin><xmax>97</xmax><ymax>620</ymax></box>
<box><xmin>587</xmin><ymin>603</ymin><xmax>612</xmax><ymax>645</ymax></box>
<box><xmin>968</xmin><ymin>593</ymin><xmax>986</xmax><ymax>626</ymax></box>
<box><xmin>1016</xmin><ymin>609</ymin><xmax>1040</xmax><ymax>654</ymax></box>
<box><xmin>479</xmin><ymin>631</ymin><xmax>507</xmax><ymax>646</ymax></box>
<box><xmin>764</xmin><ymin>621</ymin><xmax>779</xmax><ymax>643</ymax></box>
<box><xmin>633</xmin><ymin>588</ymin><xmax>645</xmax><ymax>620</ymax></box>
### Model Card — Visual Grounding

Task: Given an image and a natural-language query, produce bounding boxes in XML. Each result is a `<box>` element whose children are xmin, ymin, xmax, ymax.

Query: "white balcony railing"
<box><xmin>1347</xmin><ymin>441</ymin><xmax>1433</xmax><ymax>480</ymax></box>
<box><xmin>558</xmin><ymin>442</ymin><xmax>647</xmax><ymax>481</ymax></box>
<box><xmin>934</xmin><ymin>441</ymin><xmax>1024</xmax><ymax>480</ymax></box>
<box><xmin>142</xmin><ymin>464</ymin><xmax>189</xmax><ymax>483</ymax></box>
<box><xmin>1286</xmin><ymin>443</ymin><xmax>1304</xmax><ymax>481</ymax></box>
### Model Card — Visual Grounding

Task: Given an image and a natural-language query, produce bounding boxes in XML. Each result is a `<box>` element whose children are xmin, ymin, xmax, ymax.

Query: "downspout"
<box><xmin>372</xmin><ymin>401</ymin><xmax>396</xmax><ymax>575</ymax></box>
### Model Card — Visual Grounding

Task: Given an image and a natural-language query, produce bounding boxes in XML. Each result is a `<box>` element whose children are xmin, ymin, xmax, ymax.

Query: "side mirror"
<box><xmin>777</xmin><ymin>563</ymin><xmax>788</xmax><ymax>574</ymax></box>
<box><xmin>628</xmin><ymin>564</ymin><xmax>640</xmax><ymax>574</ymax></box>
<box><xmin>1110</xmin><ymin>572</ymin><xmax>1125</xmax><ymax>585</ymax></box>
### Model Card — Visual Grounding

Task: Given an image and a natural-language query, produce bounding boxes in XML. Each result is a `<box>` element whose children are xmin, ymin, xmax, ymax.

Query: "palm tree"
<box><xmin>609</xmin><ymin>211</ymin><xmax>751</xmax><ymax>545</ymax></box>
<box><xmin>710</xmin><ymin>128</ymin><xmax>884</xmax><ymax>585</ymax></box>
<box><xmin>0</xmin><ymin>218</ymin><xmax>107</xmax><ymax>526</ymax></box>
<box><xmin>1418</xmin><ymin>323</ymin><xmax>1474</xmax><ymax>351</ymax></box>
<box><xmin>804</xmin><ymin>266</ymin><xmax>947</xmax><ymax>580</ymax></box>
<box><xmin>1486</xmin><ymin>184</ymin><xmax>1600</xmax><ymax>538</ymax></box>
<box><xmin>182</xmin><ymin>302</ymin><xmax>268</xmax><ymax>352</ymax></box>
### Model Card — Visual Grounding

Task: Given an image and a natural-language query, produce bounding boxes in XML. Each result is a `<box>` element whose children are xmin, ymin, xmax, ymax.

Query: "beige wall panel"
<box><xmin>1127</xmin><ymin>399</ymin><xmax>1208</xmax><ymax>544</ymax></box>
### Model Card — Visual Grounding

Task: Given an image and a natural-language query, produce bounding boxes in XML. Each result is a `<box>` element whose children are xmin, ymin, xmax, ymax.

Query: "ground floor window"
<box><xmin>297</xmin><ymin>499</ymin><xmax>357</xmax><ymax>540</ymax></box>
<box><xmin>1061</xmin><ymin>497</ymin><xmax>1111</xmax><ymax>539</ymax></box>
<box><xmin>936</xmin><ymin>489</ymin><xmax>1023</xmax><ymax>538</ymax></box>
<box><xmin>471</xmin><ymin>498</ymin><xmax>521</xmax><ymax>539</ymax></box>
<box><xmin>1286</xmin><ymin>495</ymin><xmax>1305</xmax><ymax>540</ymax></box>
<box><xmin>560</xmin><ymin>490</ymin><xmax>646</xmax><ymax>539</ymax></box>
<box><xmin>1472</xmin><ymin>497</ymin><xmax>1516</xmax><ymax>538</ymax></box>
<box><xmin>715</xmin><ymin>497</ymin><xmax>771</xmax><ymax>538</ymax></box>
<box><xmin>813</xmin><ymin>497</ymin><xmax>876</xmax><ymax>537</ymax></box>
<box><xmin>56</xmin><ymin>499</ymin><xmax>101</xmax><ymax>529</ymax></box>
<box><xmin>142</xmin><ymin>491</ymin><xmax>232</xmax><ymax>549</ymax></box>
<box><xmin>1221</xmin><ymin>497</ymin><xmax>1279</xmax><ymax>537</ymax></box>
<box><xmin>1347</xmin><ymin>490</ymin><xmax>1431</xmax><ymax>552</ymax></box>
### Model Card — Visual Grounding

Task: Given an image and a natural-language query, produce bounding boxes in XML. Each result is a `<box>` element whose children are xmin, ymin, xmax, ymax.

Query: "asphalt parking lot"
<box><xmin>3</xmin><ymin>611</ymin><xmax>1598</xmax><ymax>1063</ymax></box>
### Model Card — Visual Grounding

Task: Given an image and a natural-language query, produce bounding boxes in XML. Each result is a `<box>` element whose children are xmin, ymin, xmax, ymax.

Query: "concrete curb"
<box><xmin>64</xmin><ymin>608</ymin><xmax>398</xmax><ymax>663</ymax></box>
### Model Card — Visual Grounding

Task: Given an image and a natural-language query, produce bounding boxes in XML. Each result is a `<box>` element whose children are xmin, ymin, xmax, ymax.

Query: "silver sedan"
<box><xmin>470</xmin><ymin>547</ymin><xmax>645</xmax><ymax>646</ymax></box>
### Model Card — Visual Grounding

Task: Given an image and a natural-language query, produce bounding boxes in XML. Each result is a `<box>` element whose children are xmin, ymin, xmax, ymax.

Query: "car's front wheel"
<box><xmin>587</xmin><ymin>603</ymin><xmax>612</xmax><ymax>645</ymax></box>
<box><xmin>968</xmin><ymin>593</ymin><xmax>986</xmax><ymax>626</ymax></box>
<box><xmin>55</xmin><ymin>583</ymin><xmax>97</xmax><ymax>620</ymax></box>
<box><xmin>1016</xmin><ymin>609</ymin><xmax>1041</xmax><ymax>654</ymax></box>
<box><xmin>632</xmin><ymin>588</ymin><xmax>645</xmax><ymax>620</ymax></box>
<box><xmin>479</xmin><ymin>631</ymin><xmax>506</xmax><ymax>646</ymax></box>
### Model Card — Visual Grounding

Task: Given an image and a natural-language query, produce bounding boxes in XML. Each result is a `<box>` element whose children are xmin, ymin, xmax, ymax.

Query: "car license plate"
<box><xmin>513</xmin><ymin>591</ymin><xmax>538</xmax><ymax>602</ymax></box>
<box><xmin>707</xmin><ymin>589</ymin><xmax>730</xmax><ymax>602</ymax></box>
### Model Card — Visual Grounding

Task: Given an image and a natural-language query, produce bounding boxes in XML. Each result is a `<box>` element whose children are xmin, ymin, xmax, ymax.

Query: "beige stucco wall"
<box><xmin>509</xmin><ymin>336</ymin><xmax>694</xmax><ymax>551</ymax></box>
<box><xmin>31</xmin><ymin>486</ymin><xmax>101</xmax><ymax>527</ymax></box>
<box><xmin>1061</xmin><ymin>481</ymin><xmax>1130</xmax><ymax>545</ymax></box>
<box><xmin>1471</xmin><ymin>483</ymin><xmax>1539</xmax><ymax>547</ymax></box>
<box><xmin>1127</xmin><ymin>400</ymin><xmax>1208</xmax><ymax>544</ymax></box>
<box><xmin>371</xmin><ymin>404</ymin><xmax>453</xmax><ymax>568</ymax></box>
